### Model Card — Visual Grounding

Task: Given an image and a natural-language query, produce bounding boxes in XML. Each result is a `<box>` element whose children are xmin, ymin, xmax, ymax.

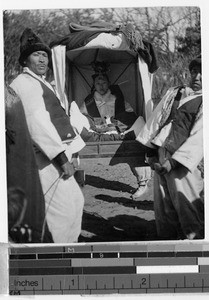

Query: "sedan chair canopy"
<box><xmin>50</xmin><ymin>22</ymin><xmax>158</xmax><ymax>121</ymax></box>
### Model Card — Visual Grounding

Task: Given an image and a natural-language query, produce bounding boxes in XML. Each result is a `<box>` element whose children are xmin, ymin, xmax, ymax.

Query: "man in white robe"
<box><xmin>10</xmin><ymin>28</ymin><xmax>85</xmax><ymax>243</ymax></box>
<box><xmin>135</xmin><ymin>55</ymin><xmax>204</xmax><ymax>240</ymax></box>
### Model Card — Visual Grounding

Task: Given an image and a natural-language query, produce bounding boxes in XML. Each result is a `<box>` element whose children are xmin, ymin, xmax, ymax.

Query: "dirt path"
<box><xmin>79</xmin><ymin>161</ymin><xmax>158</xmax><ymax>243</ymax></box>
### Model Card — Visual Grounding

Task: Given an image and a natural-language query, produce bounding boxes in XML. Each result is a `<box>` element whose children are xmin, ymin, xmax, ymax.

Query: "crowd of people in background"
<box><xmin>6</xmin><ymin>27</ymin><xmax>204</xmax><ymax>243</ymax></box>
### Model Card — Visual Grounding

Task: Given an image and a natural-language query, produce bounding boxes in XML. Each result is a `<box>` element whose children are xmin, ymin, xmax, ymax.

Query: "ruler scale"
<box><xmin>9</xmin><ymin>242</ymin><xmax>209</xmax><ymax>295</ymax></box>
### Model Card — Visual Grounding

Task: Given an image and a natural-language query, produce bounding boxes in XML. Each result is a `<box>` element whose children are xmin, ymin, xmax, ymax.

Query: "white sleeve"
<box><xmin>70</xmin><ymin>101</ymin><xmax>90</xmax><ymax>133</ymax></box>
<box><xmin>10</xmin><ymin>77</ymin><xmax>66</xmax><ymax>160</ymax></box>
<box><xmin>151</xmin><ymin>123</ymin><xmax>172</xmax><ymax>147</ymax></box>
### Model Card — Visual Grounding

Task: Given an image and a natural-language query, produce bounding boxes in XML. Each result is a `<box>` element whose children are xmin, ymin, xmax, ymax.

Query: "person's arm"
<box><xmin>156</xmin><ymin>106</ymin><xmax>203</xmax><ymax>174</ymax></box>
<box><xmin>171</xmin><ymin>109</ymin><xmax>203</xmax><ymax>172</ymax></box>
<box><xmin>53</xmin><ymin>151</ymin><xmax>75</xmax><ymax>179</ymax></box>
<box><xmin>11</xmin><ymin>76</ymin><xmax>84</xmax><ymax>179</ymax></box>
<box><xmin>160</xmin><ymin>96</ymin><xmax>202</xmax><ymax>155</ymax></box>
<box><xmin>150</xmin><ymin>95</ymin><xmax>202</xmax><ymax>174</ymax></box>
<box><xmin>10</xmin><ymin>76</ymin><xmax>67</xmax><ymax>161</ymax></box>
<box><xmin>80</xmin><ymin>127</ymin><xmax>123</xmax><ymax>142</ymax></box>
<box><xmin>135</xmin><ymin>87</ymin><xmax>177</xmax><ymax>148</ymax></box>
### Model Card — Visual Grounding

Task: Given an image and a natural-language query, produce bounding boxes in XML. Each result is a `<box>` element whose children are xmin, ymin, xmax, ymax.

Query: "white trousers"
<box><xmin>154</xmin><ymin>166</ymin><xmax>204</xmax><ymax>239</ymax></box>
<box><xmin>132</xmin><ymin>166</ymin><xmax>152</xmax><ymax>185</ymax></box>
<box><xmin>37</xmin><ymin>148</ymin><xmax>84</xmax><ymax>243</ymax></box>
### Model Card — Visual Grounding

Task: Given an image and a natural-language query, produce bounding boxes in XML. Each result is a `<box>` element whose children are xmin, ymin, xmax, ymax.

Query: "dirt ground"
<box><xmin>78</xmin><ymin>160</ymin><xmax>159</xmax><ymax>243</ymax></box>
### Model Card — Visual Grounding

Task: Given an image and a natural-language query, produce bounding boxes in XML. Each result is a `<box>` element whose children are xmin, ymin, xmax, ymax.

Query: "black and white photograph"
<box><xmin>2</xmin><ymin>2</ymin><xmax>206</xmax><ymax>245</ymax></box>
<box><xmin>3</xmin><ymin>2</ymin><xmax>205</xmax><ymax>243</ymax></box>
<box><xmin>1</xmin><ymin>0</ymin><xmax>209</xmax><ymax>298</ymax></box>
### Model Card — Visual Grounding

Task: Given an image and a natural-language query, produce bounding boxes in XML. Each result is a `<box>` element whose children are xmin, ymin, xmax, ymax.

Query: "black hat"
<box><xmin>19</xmin><ymin>28</ymin><xmax>52</xmax><ymax>66</ymax></box>
<box><xmin>189</xmin><ymin>54</ymin><xmax>201</xmax><ymax>71</ymax></box>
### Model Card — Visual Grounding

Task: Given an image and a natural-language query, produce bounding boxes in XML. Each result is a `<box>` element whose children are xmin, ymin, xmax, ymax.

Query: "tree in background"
<box><xmin>176</xmin><ymin>8</ymin><xmax>201</xmax><ymax>60</ymax></box>
<box><xmin>3</xmin><ymin>6</ymin><xmax>201</xmax><ymax>103</ymax></box>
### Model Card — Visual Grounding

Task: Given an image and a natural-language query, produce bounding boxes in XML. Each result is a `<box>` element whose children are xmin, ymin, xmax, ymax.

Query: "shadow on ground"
<box><xmin>94</xmin><ymin>194</ymin><xmax>154</xmax><ymax>211</ymax></box>
<box><xmin>85</xmin><ymin>174</ymin><xmax>135</xmax><ymax>193</ymax></box>
<box><xmin>79</xmin><ymin>210</ymin><xmax>158</xmax><ymax>243</ymax></box>
<box><xmin>79</xmin><ymin>169</ymin><xmax>157</xmax><ymax>243</ymax></box>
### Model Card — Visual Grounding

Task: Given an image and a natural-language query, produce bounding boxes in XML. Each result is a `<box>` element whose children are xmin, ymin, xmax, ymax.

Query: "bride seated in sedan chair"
<box><xmin>68</xmin><ymin>61</ymin><xmax>152</xmax><ymax>201</ymax></box>
<box><xmin>79</xmin><ymin>61</ymin><xmax>138</xmax><ymax>141</ymax></box>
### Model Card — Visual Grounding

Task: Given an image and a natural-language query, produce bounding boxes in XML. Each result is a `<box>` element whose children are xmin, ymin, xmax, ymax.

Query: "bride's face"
<box><xmin>94</xmin><ymin>75</ymin><xmax>109</xmax><ymax>95</ymax></box>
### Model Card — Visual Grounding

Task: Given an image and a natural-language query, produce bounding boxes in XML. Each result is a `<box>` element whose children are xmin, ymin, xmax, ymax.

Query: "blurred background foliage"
<box><xmin>3</xmin><ymin>6</ymin><xmax>201</xmax><ymax>103</ymax></box>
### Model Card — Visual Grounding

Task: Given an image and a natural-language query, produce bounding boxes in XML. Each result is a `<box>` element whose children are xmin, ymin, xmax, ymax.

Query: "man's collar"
<box><xmin>194</xmin><ymin>89</ymin><xmax>202</xmax><ymax>95</ymax></box>
<box><xmin>23</xmin><ymin>67</ymin><xmax>46</xmax><ymax>80</ymax></box>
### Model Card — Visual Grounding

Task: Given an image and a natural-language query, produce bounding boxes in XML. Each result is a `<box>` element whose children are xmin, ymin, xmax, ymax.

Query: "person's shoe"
<box><xmin>186</xmin><ymin>232</ymin><xmax>196</xmax><ymax>240</ymax></box>
<box><xmin>131</xmin><ymin>185</ymin><xmax>147</xmax><ymax>200</ymax></box>
<box><xmin>186</xmin><ymin>230</ymin><xmax>204</xmax><ymax>240</ymax></box>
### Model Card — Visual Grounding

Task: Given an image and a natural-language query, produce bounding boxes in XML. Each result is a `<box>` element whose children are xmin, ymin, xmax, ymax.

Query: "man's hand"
<box><xmin>60</xmin><ymin>161</ymin><xmax>75</xmax><ymax>179</ymax></box>
<box><xmin>161</xmin><ymin>160</ymin><xmax>172</xmax><ymax>174</ymax></box>
<box><xmin>154</xmin><ymin>159</ymin><xmax>178</xmax><ymax>175</ymax></box>
<box><xmin>145</xmin><ymin>155</ymin><xmax>159</xmax><ymax>170</ymax></box>
<box><xmin>154</xmin><ymin>162</ymin><xmax>168</xmax><ymax>175</ymax></box>
<box><xmin>158</xmin><ymin>147</ymin><xmax>171</xmax><ymax>165</ymax></box>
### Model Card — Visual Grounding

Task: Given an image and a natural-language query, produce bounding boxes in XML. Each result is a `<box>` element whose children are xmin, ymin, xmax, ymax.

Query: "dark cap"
<box><xmin>189</xmin><ymin>54</ymin><xmax>201</xmax><ymax>71</ymax></box>
<box><xmin>19</xmin><ymin>28</ymin><xmax>51</xmax><ymax>66</ymax></box>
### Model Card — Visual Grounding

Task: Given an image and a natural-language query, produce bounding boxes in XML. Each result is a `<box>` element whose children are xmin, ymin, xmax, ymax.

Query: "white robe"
<box><xmin>134</xmin><ymin>86</ymin><xmax>204</xmax><ymax>239</ymax></box>
<box><xmin>10</xmin><ymin>69</ymin><xmax>85</xmax><ymax>243</ymax></box>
